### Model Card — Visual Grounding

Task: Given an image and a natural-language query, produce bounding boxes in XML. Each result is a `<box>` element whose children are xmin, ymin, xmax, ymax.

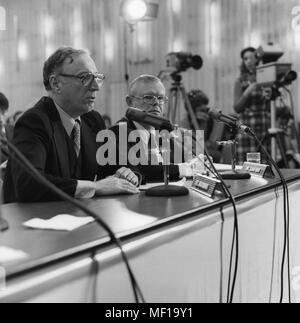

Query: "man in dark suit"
<box><xmin>108</xmin><ymin>75</ymin><xmax>203</xmax><ymax>183</ymax></box>
<box><xmin>3</xmin><ymin>47</ymin><xmax>139</xmax><ymax>203</ymax></box>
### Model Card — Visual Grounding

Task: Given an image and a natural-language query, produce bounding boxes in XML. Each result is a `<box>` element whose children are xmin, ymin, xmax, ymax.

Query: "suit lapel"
<box><xmin>53</xmin><ymin>117</ymin><xmax>71</xmax><ymax>178</ymax></box>
<box><xmin>44</xmin><ymin>97</ymin><xmax>71</xmax><ymax>178</ymax></box>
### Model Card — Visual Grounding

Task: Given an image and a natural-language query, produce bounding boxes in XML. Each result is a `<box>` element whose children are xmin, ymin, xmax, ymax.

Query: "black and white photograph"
<box><xmin>0</xmin><ymin>0</ymin><xmax>300</xmax><ymax>306</ymax></box>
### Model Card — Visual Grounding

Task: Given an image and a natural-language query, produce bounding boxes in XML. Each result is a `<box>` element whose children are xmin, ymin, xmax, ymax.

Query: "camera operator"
<box><xmin>234</xmin><ymin>46</ymin><xmax>271</xmax><ymax>164</ymax></box>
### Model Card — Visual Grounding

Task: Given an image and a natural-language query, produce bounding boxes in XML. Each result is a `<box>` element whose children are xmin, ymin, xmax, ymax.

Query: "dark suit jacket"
<box><xmin>107</xmin><ymin>117</ymin><xmax>181</xmax><ymax>183</ymax></box>
<box><xmin>0</xmin><ymin>125</ymin><xmax>11</xmax><ymax>164</ymax></box>
<box><xmin>3</xmin><ymin>96</ymin><xmax>106</xmax><ymax>203</ymax></box>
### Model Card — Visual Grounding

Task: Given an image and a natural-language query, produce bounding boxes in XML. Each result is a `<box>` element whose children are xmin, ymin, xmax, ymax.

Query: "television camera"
<box><xmin>166</xmin><ymin>52</ymin><xmax>203</xmax><ymax>75</ymax></box>
<box><xmin>256</xmin><ymin>45</ymin><xmax>297</xmax><ymax>87</ymax></box>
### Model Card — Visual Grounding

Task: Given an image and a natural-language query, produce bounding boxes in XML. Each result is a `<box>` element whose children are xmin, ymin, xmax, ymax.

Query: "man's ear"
<box><xmin>126</xmin><ymin>95</ymin><xmax>133</xmax><ymax>107</ymax></box>
<box><xmin>49</xmin><ymin>75</ymin><xmax>62</xmax><ymax>94</ymax></box>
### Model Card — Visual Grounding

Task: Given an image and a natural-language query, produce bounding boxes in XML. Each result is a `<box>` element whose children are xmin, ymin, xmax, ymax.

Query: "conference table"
<box><xmin>1</xmin><ymin>168</ymin><xmax>300</xmax><ymax>303</ymax></box>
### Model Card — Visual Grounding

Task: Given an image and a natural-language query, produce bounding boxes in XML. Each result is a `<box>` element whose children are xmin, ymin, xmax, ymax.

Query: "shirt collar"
<box><xmin>53</xmin><ymin>99</ymin><xmax>81</xmax><ymax>137</ymax></box>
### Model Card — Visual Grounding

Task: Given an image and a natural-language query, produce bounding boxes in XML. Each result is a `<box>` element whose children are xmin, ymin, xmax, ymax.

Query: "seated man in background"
<box><xmin>107</xmin><ymin>74</ymin><xmax>202</xmax><ymax>183</ymax></box>
<box><xmin>3</xmin><ymin>47</ymin><xmax>139</xmax><ymax>203</ymax></box>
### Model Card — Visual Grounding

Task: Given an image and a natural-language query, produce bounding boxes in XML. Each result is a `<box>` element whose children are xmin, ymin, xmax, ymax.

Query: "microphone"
<box><xmin>207</xmin><ymin>108</ymin><xmax>250</xmax><ymax>133</ymax></box>
<box><xmin>278</xmin><ymin>70</ymin><xmax>297</xmax><ymax>86</ymax></box>
<box><xmin>125</xmin><ymin>107</ymin><xmax>189</xmax><ymax>197</ymax></box>
<box><xmin>126</xmin><ymin>107</ymin><xmax>174</xmax><ymax>132</ymax></box>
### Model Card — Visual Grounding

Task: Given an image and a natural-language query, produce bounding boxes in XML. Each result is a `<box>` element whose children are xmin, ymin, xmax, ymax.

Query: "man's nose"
<box><xmin>90</xmin><ymin>78</ymin><xmax>100</xmax><ymax>91</ymax></box>
<box><xmin>151</xmin><ymin>97</ymin><xmax>161</xmax><ymax>105</ymax></box>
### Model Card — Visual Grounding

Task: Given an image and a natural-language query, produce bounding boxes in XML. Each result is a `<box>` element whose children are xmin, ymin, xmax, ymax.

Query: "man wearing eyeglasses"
<box><xmin>107</xmin><ymin>74</ymin><xmax>198</xmax><ymax>183</ymax></box>
<box><xmin>3</xmin><ymin>47</ymin><xmax>139</xmax><ymax>203</ymax></box>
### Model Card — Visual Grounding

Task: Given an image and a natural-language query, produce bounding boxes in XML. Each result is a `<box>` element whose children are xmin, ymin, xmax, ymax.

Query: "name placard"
<box><xmin>191</xmin><ymin>174</ymin><xmax>225</xmax><ymax>198</ymax></box>
<box><xmin>242</xmin><ymin>162</ymin><xmax>275</xmax><ymax>178</ymax></box>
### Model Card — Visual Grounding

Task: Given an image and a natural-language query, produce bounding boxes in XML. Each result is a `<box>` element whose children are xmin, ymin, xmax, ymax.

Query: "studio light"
<box><xmin>120</xmin><ymin>0</ymin><xmax>159</xmax><ymax>23</ymax></box>
<box><xmin>120</xmin><ymin>0</ymin><xmax>159</xmax><ymax>88</ymax></box>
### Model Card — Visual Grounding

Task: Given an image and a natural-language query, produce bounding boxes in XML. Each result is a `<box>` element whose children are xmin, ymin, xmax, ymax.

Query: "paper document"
<box><xmin>0</xmin><ymin>247</ymin><xmax>28</xmax><ymax>264</ymax></box>
<box><xmin>23</xmin><ymin>214</ymin><xmax>95</xmax><ymax>232</ymax></box>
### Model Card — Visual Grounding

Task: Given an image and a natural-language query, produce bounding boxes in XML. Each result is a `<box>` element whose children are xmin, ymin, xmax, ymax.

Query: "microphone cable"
<box><xmin>0</xmin><ymin>135</ymin><xmax>146</xmax><ymax>303</ymax></box>
<box><xmin>246</xmin><ymin>128</ymin><xmax>291</xmax><ymax>303</ymax></box>
<box><xmin>197</xmin><ymin>149</ymin><xmax>239</xmax><ymax>303</ymax></box>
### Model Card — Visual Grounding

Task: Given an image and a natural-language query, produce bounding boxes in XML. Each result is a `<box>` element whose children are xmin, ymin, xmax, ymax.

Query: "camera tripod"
<box><xmin>260</xmin><ymin>87</ymin><xmax>289</xmax><ymax>168</ymax></box>
<box><xmin>166</xmin><ymin>73</ymin><xmax>200</xmax><ymax>129</ymax></box>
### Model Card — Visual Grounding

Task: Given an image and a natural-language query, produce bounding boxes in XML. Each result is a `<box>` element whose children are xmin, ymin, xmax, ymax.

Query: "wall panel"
<box><xmin>0</xmin><ymin>0</ymin><xmax>298</xmax><ymax>124</ymax></box>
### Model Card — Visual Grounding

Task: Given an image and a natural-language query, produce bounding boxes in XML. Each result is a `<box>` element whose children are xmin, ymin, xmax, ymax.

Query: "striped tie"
<box><xmin>71</xmin><ymin>119</ymin><xmax>81</xmax><ymax>157</ymax></box>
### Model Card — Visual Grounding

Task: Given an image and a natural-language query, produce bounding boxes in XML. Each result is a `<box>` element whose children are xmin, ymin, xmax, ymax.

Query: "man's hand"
<box><xmin>114</xmin><ymin>167</ymin><xmax>139</xmax><ymax>187</ymax></box>
<box><xmin>95</xmin><ymin>177</ymin><xmax>140</xmax><ymax>196</ymax></box>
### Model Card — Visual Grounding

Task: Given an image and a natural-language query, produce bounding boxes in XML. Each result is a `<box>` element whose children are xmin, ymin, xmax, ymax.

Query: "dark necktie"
<box><xmin>71</xmin><ymin>119</ymin><xmax>81</xmax><ymax>157</ymax></box>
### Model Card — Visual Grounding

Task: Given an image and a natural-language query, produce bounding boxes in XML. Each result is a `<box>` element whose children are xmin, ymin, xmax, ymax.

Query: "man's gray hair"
<box><xmin>128</xmin><ymin>74</ymin><xmax>164</xmax><ymax>95</ymax></box>
<box><xmin>43</xmin><ymin>47</ymin><xmax>89</xmax><ymax>91</ymax></box>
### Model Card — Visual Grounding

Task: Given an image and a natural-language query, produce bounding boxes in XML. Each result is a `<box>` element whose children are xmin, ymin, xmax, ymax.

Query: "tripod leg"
<box><xmin>167</xmin><ymin>88</ymin><xmax>179</xmax><ymax>124</ymax></box>
<box><xmin>166</xmin><ymin>88</ymin><xmax>174</xmax><ymax>120</ymax></box>
<box><xmin>270</xmin><ymin>100</ymin><xmax>277</xmax><ymax>160</ymax></box>
<box><xmin>258</xmin><ymin>134</ymin><xmax>270</xmax><ymax>158</ymax></box>
<box><xmin>180</xmin><ymin>86</ymin><xmax>200</xmax><ymax>130</ymax></box>
<box><xmin>172</xmin><ymin>88</ymin><xmax>180</xmax><ymax>124</ymax></box>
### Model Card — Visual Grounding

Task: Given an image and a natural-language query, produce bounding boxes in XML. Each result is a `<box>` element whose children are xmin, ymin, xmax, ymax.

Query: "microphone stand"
<box><xmin>145</xmin><ymin>129</ymin><xmax>189</xmax><ymax>197</ymax></box>
<box><xmin>217</xmin><ymin>125</ymin><xmax>251</xmax><ymax>180</ymax></box>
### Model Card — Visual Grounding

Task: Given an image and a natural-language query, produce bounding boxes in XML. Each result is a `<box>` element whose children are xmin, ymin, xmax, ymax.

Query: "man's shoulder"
<box><xmin>16</xmin><ymin>97</ymin><xmax>56</xmax><ymax>128</ymax></box>
<box><xmin>81</xmin><ymin>110</ymin><xmax>106</xmax><ymax>131</ymax></box>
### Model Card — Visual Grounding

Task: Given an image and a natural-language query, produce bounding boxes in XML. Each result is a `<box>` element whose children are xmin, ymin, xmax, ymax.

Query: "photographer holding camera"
<box><xmin>234</xmin><ymin>46</ymin><xmax>271</xmax><ymax>164</ymax></box>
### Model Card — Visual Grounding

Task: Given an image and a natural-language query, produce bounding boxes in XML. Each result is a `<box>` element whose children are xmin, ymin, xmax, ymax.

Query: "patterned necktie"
<box><xmin>71</xmin><ymin>119</ymin><xmax>81</xmax><ymax>157</ymax></box>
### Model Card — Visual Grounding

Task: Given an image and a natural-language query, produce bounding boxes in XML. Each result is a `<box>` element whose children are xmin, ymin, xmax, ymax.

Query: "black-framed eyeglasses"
<box><xmin>59</xmin><ymin>72</ymin><xmax>105</xmax><ymax>87</ymax></box>
<box><xmin>131</xmin><ymin>95</ymin><xmax>169</xmax><ymax>105</ymax></box>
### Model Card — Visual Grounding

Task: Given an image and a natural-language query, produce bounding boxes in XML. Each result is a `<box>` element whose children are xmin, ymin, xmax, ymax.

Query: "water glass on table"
<box><xmin>246</xmin><ymin>152</ymin><xmax>261</xmax><ymax>164</ymax></box>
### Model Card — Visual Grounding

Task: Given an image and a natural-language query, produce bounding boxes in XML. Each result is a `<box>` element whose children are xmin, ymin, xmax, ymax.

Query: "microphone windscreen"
<box><xmin>126</xmin><ymin>107</ymin><xmax>174</xmax><ymax>131</ymax></box>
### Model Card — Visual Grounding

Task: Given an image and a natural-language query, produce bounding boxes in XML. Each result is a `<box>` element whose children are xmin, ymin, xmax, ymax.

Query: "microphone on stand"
<box><xmin>207</xmin><ymin>108</ymin><xmax>251</xmax><ymax>180</ymax></box>
<box><xmin>207</xmin><ymin>108</ymin><xmax>250</xmax><ymax>134</ymax></box>
<box><xmin>125</xmin><ymin>107</ymin><xmax>189</xmax><ymax>197</ymax></box>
